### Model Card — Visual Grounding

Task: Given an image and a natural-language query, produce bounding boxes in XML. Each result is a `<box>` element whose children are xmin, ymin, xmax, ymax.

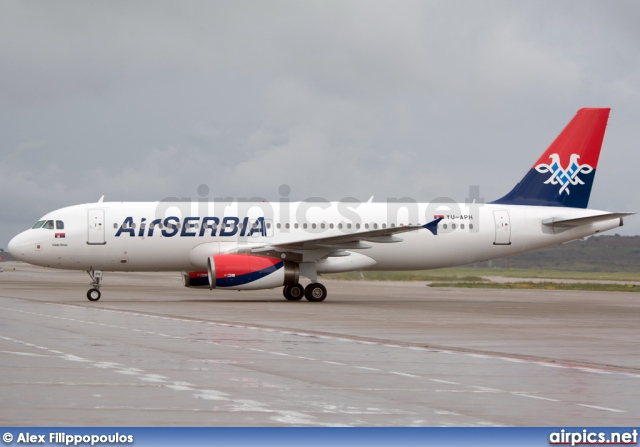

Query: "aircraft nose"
<box><xmin>7</xmin><ymin>231</ymin><xmax>30</xmax><ymax>261</ymax></box>
<box><xmin>8</xmin><ymin>235</ymin><xmax>18</xmax><ymax>256</ymax></box>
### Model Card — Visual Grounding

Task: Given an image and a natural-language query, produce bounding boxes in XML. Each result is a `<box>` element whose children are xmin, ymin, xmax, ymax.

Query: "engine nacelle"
<box><xmin>183</xmin><ymin>254</ymin><xmax>299</xmax><ymax>290</ymax></box>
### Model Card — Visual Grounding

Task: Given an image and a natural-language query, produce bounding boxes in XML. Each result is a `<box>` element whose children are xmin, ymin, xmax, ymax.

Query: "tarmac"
<box><xmin>0</xmin><ymin>262</ymin><xmax>638</xmax><ymax>426</ymax></box>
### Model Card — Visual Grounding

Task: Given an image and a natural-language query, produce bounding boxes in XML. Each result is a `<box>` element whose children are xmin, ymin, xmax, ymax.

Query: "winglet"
<box><xmin>423</xmin><ymin>217</ymin><xmax>444</xmax><ymax>235</ymax></box>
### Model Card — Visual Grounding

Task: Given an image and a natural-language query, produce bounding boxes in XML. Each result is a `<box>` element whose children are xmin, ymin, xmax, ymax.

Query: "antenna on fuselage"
<box><xmin>97</xmin><ymin>195</ymin><xmax>104</xmax><ymax>203</ymax></box>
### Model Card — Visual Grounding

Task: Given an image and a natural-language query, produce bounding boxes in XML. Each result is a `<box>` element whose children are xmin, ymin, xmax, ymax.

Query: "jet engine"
<box><xmin>182</xmin><ymin>254</ymin><xmax>299</xmax><ymax>290</ymax></box>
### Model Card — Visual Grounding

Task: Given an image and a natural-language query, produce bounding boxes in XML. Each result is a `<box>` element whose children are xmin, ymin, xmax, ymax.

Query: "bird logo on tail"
<box><xmin>534</xmin><ymin>153</ymin><xmax>594</xmax><ymax>196</ymax></box>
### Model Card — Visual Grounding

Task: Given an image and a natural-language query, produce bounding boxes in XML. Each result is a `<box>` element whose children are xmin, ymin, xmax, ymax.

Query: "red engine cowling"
<box><xmin>183</xmin><ymin>254</ymin><xmax>299</xmax><ymax>290</ymax></box>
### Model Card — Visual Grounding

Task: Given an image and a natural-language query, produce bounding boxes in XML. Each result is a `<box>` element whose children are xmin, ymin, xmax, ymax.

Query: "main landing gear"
<box><xmin>283</xmin><ymin>282</ymin><xmax>328</xmax><ymax>302</ymax></box>
<box><xmin>86</xmin><ymin>269</ymin><xmax>103</xmax><ymax>301</ymax></box>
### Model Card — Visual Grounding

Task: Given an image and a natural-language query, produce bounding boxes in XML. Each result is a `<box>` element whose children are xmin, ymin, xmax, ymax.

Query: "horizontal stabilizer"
<box><xmin>542</xmin><ymin>212</ymin><xmax>635</xmax><ymax>228</ymax></box>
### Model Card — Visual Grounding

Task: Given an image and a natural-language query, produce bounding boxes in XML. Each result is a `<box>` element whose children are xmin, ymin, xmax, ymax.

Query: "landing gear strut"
<box><xmin>86</xmin><ymin>269</ymin><xmax>103</xmax><ymax>301</ymax></box>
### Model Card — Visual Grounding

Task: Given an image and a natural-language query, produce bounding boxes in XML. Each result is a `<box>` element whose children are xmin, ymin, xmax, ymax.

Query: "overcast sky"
<box><xmin>2</xmin><ymin>1</ymin><xmax>639</xmax><ymax>247</ymax></box>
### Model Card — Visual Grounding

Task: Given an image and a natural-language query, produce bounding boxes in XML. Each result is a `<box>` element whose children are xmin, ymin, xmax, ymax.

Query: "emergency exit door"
<box><xmin>87</xmin><ymin>209</ymin><xmax>106</xmax><ymax>245</ymax></box>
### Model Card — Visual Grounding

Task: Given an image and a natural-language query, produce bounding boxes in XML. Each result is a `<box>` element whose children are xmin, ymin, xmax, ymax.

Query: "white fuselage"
<box><xmin>8</xmin><ymin>200</ymin><xmax>623</xmax><ymax>273</ymax></box>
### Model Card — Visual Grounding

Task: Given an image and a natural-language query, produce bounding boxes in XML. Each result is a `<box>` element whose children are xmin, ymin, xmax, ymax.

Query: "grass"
<box><xmin>322</xmin><ymin>268</ymin><xmax>640</xmax><ymax>293</ymax></box>
<box><xmin>322</xmin><ymin>271</ymin><xmax>485</xmax><ymax>282</ymax></box>
<box><xmin>428</xmin><ymin>281</ymin><xmax>640</xmax><ymax>293</ymax></box>
<box><xmin>323</xmin><ymin>268</ymin><xmax>640</xmax><ymax>282</ymax></box>
<box><xmin>439</xmin><ymin>268</ymin><xmax>640</xmax><ymax>282</ymax></box>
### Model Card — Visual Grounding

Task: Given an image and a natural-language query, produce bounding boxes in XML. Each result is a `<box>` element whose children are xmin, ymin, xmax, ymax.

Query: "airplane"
<box><xmin>8</xmin><ymin>108</ymin><xmax>634</xmax><ymax>302</ymax></box>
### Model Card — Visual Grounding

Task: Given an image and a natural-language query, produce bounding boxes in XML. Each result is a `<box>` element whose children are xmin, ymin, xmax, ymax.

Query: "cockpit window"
<box><xmin>32</xmin><ymin>220</ymin><xmax>45</xmax><ymax>229</ymax></box>
<box><xmin>56</xmin><ymin>220</ymin><xmax>64</xmax><ymax>230</ymax></box>
<box><xmin>42</xmin><ymin>220</ymin><xmax>54</xmax><ymax>230</ymax></box>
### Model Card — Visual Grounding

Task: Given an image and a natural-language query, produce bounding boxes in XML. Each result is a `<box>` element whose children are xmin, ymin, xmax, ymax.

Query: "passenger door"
<box><xmin>87</xmin><ymin>209</ymin><xmax>106</xmax><ymax>245</ymax></box>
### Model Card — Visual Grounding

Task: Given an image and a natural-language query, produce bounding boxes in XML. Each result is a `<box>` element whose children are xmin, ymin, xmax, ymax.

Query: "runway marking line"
<box><xmin>390</xmin><ymin>372</ymin><xmax>420</xmax><ymax>378</ymax></box>
<box><xmin>430</xmin><ymin>379</ymin><xmax>461</xmax><ymax>385</ymax></box>
<box><xmin>576</xmin><ymin>404</ymin><xmax>627</xmax><ymax>413</ymax></box>
<box><xmin>512</xmin><ymin>393</ymin><xmax>559</xmax><ymax>402</ymax></box>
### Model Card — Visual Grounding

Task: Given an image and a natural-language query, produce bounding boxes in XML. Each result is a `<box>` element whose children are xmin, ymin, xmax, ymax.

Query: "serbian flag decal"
<box><xmin>55</xmin><ymin>233</ymin><xmax>65</xmax><ymax>238</ymax></box>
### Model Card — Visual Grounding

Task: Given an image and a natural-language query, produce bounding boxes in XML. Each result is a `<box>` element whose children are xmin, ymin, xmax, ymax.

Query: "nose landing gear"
<box><xmin>86</xmin><ymin>269</ymin><xmax>103</xmax><ymax>301</ymax></box>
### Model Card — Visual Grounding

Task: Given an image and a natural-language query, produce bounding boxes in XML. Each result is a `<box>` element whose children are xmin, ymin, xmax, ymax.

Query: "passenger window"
<box><xmin>303</xmin><ymin>223</ymin><xmax>308</xmax><ymax>229</ymax></box>
<box><xmin>452</xmin><ymin>223</ymin><xmax>456</xmax><ymax>230</ymax></box>
<box><xmin>311</xmin><ymin>223</ymin><xmax>316</xmax><ymax>229</ymax></box>
<box><xmin>443</xmin><ymin>224</ymin><xmax>448</xmax><ymax>230</ymax></box>
<box><xmin>365</xmin><ymin>223</ymin><xmax>369</xmax><ymax>229</ymax></box>
<box><xmin>32</xmin><ymin>221</ymin><xmax>45</xmax><ymax>229</ymax></box>
<box><xmin>460</xmin><ymin>224</ymin><xmax>465</xmax><ymax>230</ymax></box>
<box><xmin>294</xmin><ymin>223</ymin><xmax>299</xmax><ymax>229</ymax></box>
<box><xmin>43</xmin><ymin>220</ymin><xmax>54</xmax><ymax>229</ymax></box>
<box><xmin>347</xmin><ymin>223</ymin><xmax>352</xmax><ymax>229</ymax></box>
<box><xmin>356</xmin><ymin>223</ymin><xmax>360</xmax><ymax>229</ymax></box>
<box><xmin>113</xmin><ymin>223</ymin><xmax>118</xmax><ymax>229</ymax></box>
<box><xmin>338</xmin><ymin>223</ymin><xmax>343</xmax><ymax>229</ymax></box>
<box><xmin>382</xmin><ymin>223</ymin><xmax>386</xmax><ymax>229</ymax></box>
<box><xmin>56</xmin><ymin>220</ymin><xmax>64</xmax><ymax>229</ymax></box>
<box><xmin>469</xmin><ymin>223</ymin><xmax>474</xmax><ymax>230</ymax></box>
<box><xmin>329</xmin><ymin>223</ymin><xmax>334</xmax><ymax>229</ymax></box>
<box><xmin>285</xmin><ymin>223</ymin><xmax>290</xmax><ymax>229</ymax></box>
<box><xmin>373</xmin><ymin>223</ymin><xmax>378</xmax><ymax>229</ymax></box>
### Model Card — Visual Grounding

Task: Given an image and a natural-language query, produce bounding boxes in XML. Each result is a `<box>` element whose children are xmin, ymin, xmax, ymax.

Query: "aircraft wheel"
<box><xmin>305</xmin><ymin>283</ymin><xmax>327</xmax><ymax>302</ymax></box>
<box><xmin>87</xmin><ymin>288</ymin><xmax>101</xmax><ymax>301</ymax></box>
<box><xmin>283</xmin><ymin>283</ymin><xmax>304</xmax><ymax>301</ymax></box>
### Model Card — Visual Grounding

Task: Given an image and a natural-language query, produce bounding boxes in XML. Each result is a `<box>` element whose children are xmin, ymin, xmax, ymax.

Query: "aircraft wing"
<box><xmin>230</xmin><ymin>218</ymin><xmax>443</xmax><ymax>262</ymax></box>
